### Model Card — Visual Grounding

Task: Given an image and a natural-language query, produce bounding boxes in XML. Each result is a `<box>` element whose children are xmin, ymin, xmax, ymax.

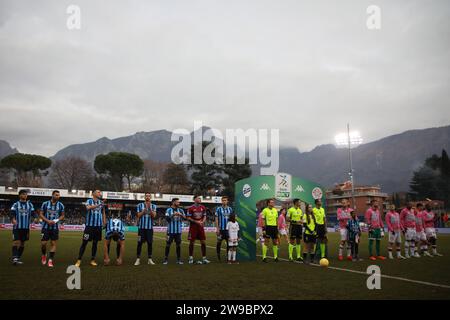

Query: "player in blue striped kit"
<box><xmin>10</xmin><ymin>189</ymin><xmax>36</xmax><ymax>265</ymax></box>
<box><xmin>215</xmin><ymin>196</ymin><xmax>233</xmax><ymax>261</ymax></box>
<box><xmin>104</xmin><ymin>214</ymin><xmax>125</xmax><ymax>266</ymax></box>
<box><xmin>163</xmin><ymin>198</ymin><xmax>185</xmax><ymax>265</ymax></box>
<box><xmin>75</xmin><ymin>190</ymin><xmax>107</xmax><ymax>267</ymax></box>
<box><xmin>134</xmin><ymin>192</ymin><xmax>157</xmax><ymax>266</ymax></box>
<box><xmin>39</xmin><ymin>190</ymin><xmax>65</xmax><ymax>267</ymax></box>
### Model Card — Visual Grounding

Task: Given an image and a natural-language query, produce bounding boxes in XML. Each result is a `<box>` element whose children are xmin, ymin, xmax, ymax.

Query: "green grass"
<box><xmin>0</xmin><ymin>230</ymin><xmax>449</xmax><ymax>299</ymax></box>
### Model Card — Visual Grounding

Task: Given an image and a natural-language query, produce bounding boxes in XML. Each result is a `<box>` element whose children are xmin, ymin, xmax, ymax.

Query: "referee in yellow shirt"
<box><xmin>312</xmin><ymin>199</ymin><xmax>327</xmax><ymax>261</ymax></box>
<box><xmin>287</xmin><ymin>199</ymin><xmax>305</xmax><ymax>262</ymax></box>
<box><xmin>261</xmin><ymin>199</ymin><xmax>279</xmax><ymax>262</ymax></box>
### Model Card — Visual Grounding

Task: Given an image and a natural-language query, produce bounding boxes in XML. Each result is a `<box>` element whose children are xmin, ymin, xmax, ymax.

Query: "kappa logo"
<box><xmin>260</xmin><ymin>184</ymin><xmax>271</xmax><ymax>191</ymax></box>
<box><xmin>294</xmin><ymin>185</ymin><xmax>304</xmax><ymax>192</ymax></box>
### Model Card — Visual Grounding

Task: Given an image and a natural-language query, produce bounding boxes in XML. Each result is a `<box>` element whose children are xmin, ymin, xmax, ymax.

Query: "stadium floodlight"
<box><xmin>334</xmin><ymin>124</ymin><xmax>363</xmax><ymax>210</ymax></box>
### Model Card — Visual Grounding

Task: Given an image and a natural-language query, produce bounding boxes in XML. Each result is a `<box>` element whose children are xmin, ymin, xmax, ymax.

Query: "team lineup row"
<box><xmin>8</xmin><ymin>189</ymin><xmax>443</xmax><ymax>267</ymax></box>
<box><xmin>258</xmin><ymin>198</ymin><xmax>443</xmax><ymax>264</ymax></box>
<box><xmin>9</xmin><ymin>189</ymin><xmax>238</xmax><ymax>266</ymax></box>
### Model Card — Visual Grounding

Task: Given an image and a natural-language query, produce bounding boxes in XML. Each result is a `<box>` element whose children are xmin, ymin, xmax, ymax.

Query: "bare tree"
<box><xmin>49</xmin><ymin>157</ymin><xmax>95</xmax><ymax>190</ymax></box>
<box><xmin>139</xmin><ymin>160</ymin><xmax>168</xmax><ymax>193</ymax></box>
<box><xmin>163</xmin><ymin>163</ymin><xmax>190</xmax><ymax>194</ymax></box>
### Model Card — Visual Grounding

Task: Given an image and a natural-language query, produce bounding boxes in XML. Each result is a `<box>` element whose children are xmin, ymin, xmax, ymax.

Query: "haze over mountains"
<box><xmin>2</xmin><ymin>125</ymin><xmax>450</xmax><ymax>193</ymax></box>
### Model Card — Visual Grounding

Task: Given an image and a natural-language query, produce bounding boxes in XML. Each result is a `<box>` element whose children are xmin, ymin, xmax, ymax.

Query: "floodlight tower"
<box><xmin>334</xmin><ymin>124</ymin><xmax>363</xmax><ymax>210</ymax></box>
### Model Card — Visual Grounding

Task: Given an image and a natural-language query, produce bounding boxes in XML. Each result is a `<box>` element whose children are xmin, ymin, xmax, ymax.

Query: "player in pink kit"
<box><xmin>385</xmin><ymin>204</ymin><xmax>405</xmax><ymax>259</ymax></box>
<box><xmin>277</xmin><ymin>208</ymin><xmax>288</xmax><ymax>244</ymax></box>
<box><xmin>257</xmin><ymin>209</ymin><xmax>265</xmax><ymax>246</ymax></box>
<box><xmin>423</xmin><ymin>203</ymin><xmax>443</xmax><ymax>256</ymax></box>
<box><xmin>365</xmin><ymin>200</ymin><xmax>386</xmax><ymax>261</ymax></box>
<box><xmin>337</xmin><ymin>199</ymin><xmax>353</xmax><ymax>261</ymax></box>
<box><xmin>415</xmin><ymin>203</ymin><xmax>432</xmax><ymax>257</ymax></box>
<box><xmin>400</xmin><ymin>202</ymin><xmax>418</xmax><ymax>258</ymax></box>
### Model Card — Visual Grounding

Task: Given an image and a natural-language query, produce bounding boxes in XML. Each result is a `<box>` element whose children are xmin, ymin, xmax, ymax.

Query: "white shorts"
<box><xmin>415</xmin><ymin>230</ymin><xmax>426</xmax><ymax>242</ymax></box>
<box><xmin>339</xmin><ymin>228</ymin><xmax>348</xmax><ymax>241</ymax></box>
<box><xmin>405</xmin><ymin>228</ymin><xmax>417</xmax><ymax>241</ymax></box>
<box><xmin>388</xmin><ymin>231</ymin><xmax>402</xmax><ymax>244</ymax></box>
<box><xmin>228</xmin><ymin>239</ymin><xmax>238</xmax><ymax>247</ymax></box>
<box><xmin>279</xmin><ymin>228</ymin><xmax>288</xmax><ymax>236</ymax></box>
<box><xmin>425</xmin><ymin>227</ymin><xmax>437</xmax><ymax>239</ymax></box>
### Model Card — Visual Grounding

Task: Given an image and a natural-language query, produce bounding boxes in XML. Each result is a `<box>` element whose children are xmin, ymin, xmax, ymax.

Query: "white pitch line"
<box><xmin>257</xmin><ymin>254</ymin><xmax>450</xmax><ymax>289</ymax></box>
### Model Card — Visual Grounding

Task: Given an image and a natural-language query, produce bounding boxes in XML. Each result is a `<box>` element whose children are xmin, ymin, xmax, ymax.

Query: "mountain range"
<box><xmin>2</xmin><ymin>125</ymin><xmax>450</xmax><ymax>193</ymax></box>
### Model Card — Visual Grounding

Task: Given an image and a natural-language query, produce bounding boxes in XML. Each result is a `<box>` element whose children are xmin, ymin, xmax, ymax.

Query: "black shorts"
<box><xmin>303</xmin><ymin>233</ymin><xmax>317</xmax><ymax>244</ymax></box>
<box><xmin>83</xmin><ymin>226</ymin><xmax>102</xmax><ymax>242</ymax></box>
<box><xmin>316</xmin><ymin>224</ymin><xmax>327</xmax><ymax>240</ymax></box>
<box><xmin>13</xmin><ymin>229</ymin><xmax>29</xmax><ymax>242</ymax></box>
<box><xmin>41</xmin><ymin>228</ymin><xmax>59</xmax><ymax>241</ymax></box>
<box><xmin>138</xmin><ymin>229</ymin><xmax>154</xmax><ymax>243</ymax></box>
<box><xmin>289</xmin><ymin>224</ymin><xmax>303</xmax><ymax>239</ymax></box>
<box><xmin>166</xmin><ymin>233</ymin><xmax>182</xmax><ymax>245</ymax></box>
<box><xmin>218</xmin><ymin>229</ymin><xmax>229</xmax><ymax>241</ymax></box>
<box><xmin>264</xmin><ymin>226</ymin><xmax>278</xmax><ymax>240</ymax></box>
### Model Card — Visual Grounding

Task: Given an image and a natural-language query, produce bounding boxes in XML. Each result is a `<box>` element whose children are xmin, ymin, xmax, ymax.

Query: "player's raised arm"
<box><xmin>86</xmin><ymin>199</ymin><xmax>101</xmax><ymax>210</ymax></box>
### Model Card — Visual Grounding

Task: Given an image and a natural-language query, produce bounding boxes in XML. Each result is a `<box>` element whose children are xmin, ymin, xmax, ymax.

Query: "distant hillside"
<box><xmin>278</xmin><ymin>126</ymin><xmax>450</xmax><ymax>193</ymax></box>
<box><xmin>50</xmin><ymin>125</ymin><xmax>450</xmax><ymax>193</ymax></box>
<box><xmin>52</xmin><ymin>130</ymin><xmax>174</xmax><ymax>163</ymax></box>
<box><xmin>0</xmin><ymin>140</ymin><xmax>18</xmax><ymax>159</ymax></box>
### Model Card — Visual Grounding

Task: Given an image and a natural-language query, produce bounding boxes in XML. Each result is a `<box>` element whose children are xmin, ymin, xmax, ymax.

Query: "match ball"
<box><xmin>319</xmin><ymin>258</ymin><xmax>329</xmax><ymax>267</ymax></box>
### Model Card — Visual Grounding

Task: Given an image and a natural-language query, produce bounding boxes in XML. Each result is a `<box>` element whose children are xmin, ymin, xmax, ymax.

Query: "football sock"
<box><xmin>49</xmin><ymin>251</ymin><xmax>55</xmax><ymax>259</ymax></box>
<box><xmin>91</xmin><ymin>240</ymin><xmax>98</xmax><ymax>259</ymax></box>
<box><xmin>339</xmin><ymin>244</ymin><xmax>343</xmax><ymax>256</ymax></box>
<box><xmin>164</xmin><ymin>244</ymin><xmax>170</xmax><ymax>258</ymax></box>
<box><xmin>12</xmin><ymin>246</ymin><xmax>18</xmax><ymax>259</ymax></box>
<box><xmin>262</xmin><ymin>244</ymin><xmax>267</xmax><ymax>259</ymax></box>
<box><xmin>232</xmin><ymin>251</ymin><xmax>236</xmax><ymax>261</ymax></box>
<box><xmin>375</xmin><ymin>240</ymin><xmax>380</xmax><ymax>256</ymax></box>
<box><xmin>273</xmin><ymin>245</ymin><xmax>278</xmax><ymax>259</ymax></box>
<box><xmin>41</xmin><ymin>245</ymin><xmax>46</xmax><ymax>256</ymax></box>
<box><xmin>116</xmin><ymin>243</ymin><xmax>121</xmax><ymax>258</ymax></box>
<box><xmin>136</xmin><ymin>241</ymin><xmax>143</xmax><ymax>257</ymax></box>
<box><xmin>216</xmin><ymin>242</ymin><xmax>222</xmax><ymax>258</ymax></box>
<box><xmin>78</xmin><ymin>240</ymin><xmax>88</xmax><ymax>260</ymax></box>
<box><xmin>320</xmin><ymin>243</ymin><xmax>325</xmax><ymax>258</ymax></box>
<box><xmin>18</xmin><ymin>246</ymin><xmax>24</xmax><ymax>258</ymax></box>
<box><xmin>201</xmin><ymin>243</ymin><xmax>206</xmax><ymax>257</ymax></box>
<box><xmin>347</xmin><ymin>245</ymin><xmax>351</xmax><ymax>257</ymax></box>
<box><xmin>368</xmin><ymin>239</ymin><xmax>374</xmax><ymax>256</ymax></box>
<box><xmin>147</xmin><ymin>241</ymin><xmax>153</xmax><ymax>258</ymax></box>
<box><xmin>288</xmin><ymin>244</ymin><xmax>294</xmax><ymax>259</ymax></box>
<box><xmin>228</xmin><ymin>250</ymin><xmax>232</xmax><ymax>261</ymax></box>
<box><xmin>176</xmin><ymin>245</ymin><xmax>181</xmax><ymax>260</ymax></box>
<box><xmin>404</xmin><ymin>241</ymin><xmax>409</xmax><ymax>255</ymax></box>
<box><xmin>296</xmin><ymin>244</ymin><xmax>302</xmax><ymax>258</ymax></box>
<box><xmin>189</xmin><ymin>242</ymin><xmax>194</xmax><ymax>256</ymax></box>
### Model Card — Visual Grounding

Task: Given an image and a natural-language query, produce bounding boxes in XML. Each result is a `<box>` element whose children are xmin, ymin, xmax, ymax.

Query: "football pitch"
<box><xmin>0</xmin><ymin>230</ymin><xmax>449</xmax><ymax>300</ymax></box>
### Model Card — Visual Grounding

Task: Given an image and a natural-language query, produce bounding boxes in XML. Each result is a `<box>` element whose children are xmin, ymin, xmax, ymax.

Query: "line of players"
<box><xmin>8</xmin><ymin>189</ymin><xmax>240</xmax><ymax>266</ymax></box>
<box><xmin>259</xmin><ymin>197</ymin><xmax>443</xmax><ymax>264</ymax></box>
<box><xmin>9</xmin><ymin>189</ymin><xmax>443</xmax><ymax>267</ymax></box>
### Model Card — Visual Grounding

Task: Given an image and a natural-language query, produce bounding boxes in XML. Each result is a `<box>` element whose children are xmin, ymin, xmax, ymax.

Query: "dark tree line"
<box><xmin>410</xmin><ymin>149</ymin><xmax>450</xmax><ymax>208</ymax></box>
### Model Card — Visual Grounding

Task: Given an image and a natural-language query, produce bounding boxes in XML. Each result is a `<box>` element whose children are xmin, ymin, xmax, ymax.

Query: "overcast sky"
<box><xmin>0</xmin><ymin>0</ymin><xmax>449</xmax><ymax>156</ymax></box>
